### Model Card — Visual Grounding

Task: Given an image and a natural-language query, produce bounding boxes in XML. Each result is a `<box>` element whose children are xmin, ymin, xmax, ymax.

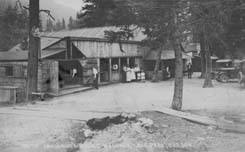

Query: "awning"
<box><xmin>0</xmin><ymin>49</ymin><xmax>66</xmax><ymax>61</ymax></box>
<box><xmin>74</xmin><ymin>41</ymin><xmax>141</xmax><ymax>58</ymax></box>
<box><xmin>41</xmin><ymin>50</ymin><xmax>66</xmax><ymax>59</ymax></box>
<box><xmin>0</xmin><ymin>51</ymin><xmax>28</xmax><ymax>61</ymax></box>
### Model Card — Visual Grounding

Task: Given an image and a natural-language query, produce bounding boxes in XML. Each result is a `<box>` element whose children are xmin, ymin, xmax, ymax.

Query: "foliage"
<box><xmin>225</xmin><ymin>0</ymin><xmax>245</xmax><ymax>57</ymax></box>
<box><xmin>62</xmin><ymin>18</ymin><xmax>66</xmax><ymax>29</ymax></box>
<box><xmin>0</xmin><ymin>5</ymin><xmax>28</xmax><ymax>51</ymax></box>
<box><xmin>77</xmin><ymin>0</ymin><xmax>120</xmax><ymax>27</ymax></box>
<box><xmin>190</xmin><ymin>0</ymin><xmax>245</xmax><ymax>58</ymax></box>
<box><xmin>68</xmin><ymin>16</ymin><xmax>77</xmax><ymax>30</ymax></box>
<box><xmin>46</xmin><ymin>18</ymin><xmax>54</xmax><ymax>32</ymax></box>
<box><xmin>104</xmin><ymin>26</ymin><xmax>134</xmax><ymax>52</ymax></box>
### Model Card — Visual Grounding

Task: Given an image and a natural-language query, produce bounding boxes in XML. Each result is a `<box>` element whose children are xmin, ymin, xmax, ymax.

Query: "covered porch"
<box><xmin>143</xmin><ymin>50</ymin><xmax>191</xmax><ymax>80</ymax></box>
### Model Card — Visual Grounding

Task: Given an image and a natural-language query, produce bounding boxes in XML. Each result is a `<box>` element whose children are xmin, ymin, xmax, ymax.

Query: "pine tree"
<box><xmin>62</xmin><ymin>18</ymin><xmax>66</xmax><ymax>29</ymax></box>
<box><xmin>54</xmin><ymin>19</ymin><xmax>62</xmax><ymax>31</ymax></box>
<box><xmin>0</xmin><ymin>5</ymin><xmax>28</xmax><ymax>51</ymax></box>
<box><xmin>68</xmin><ymin>16</ymin><xmax>74</xmax><ymax>29</ymax></box>
<box><xmin>46</xmin><ymin>18</ymin><xmax>54</xmax><ymax>32</ymax></box>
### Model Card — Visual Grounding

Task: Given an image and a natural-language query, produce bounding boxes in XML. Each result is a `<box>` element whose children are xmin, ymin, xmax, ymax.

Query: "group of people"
<box><xmin>122</xmin><ymin>65</ymin><xmax>144</xmax><ymax>82</ymax></box>
<box><xmin>80</xmin><ymin>62</ymin><xmax>193</xmax><ymax>90</ymax></box>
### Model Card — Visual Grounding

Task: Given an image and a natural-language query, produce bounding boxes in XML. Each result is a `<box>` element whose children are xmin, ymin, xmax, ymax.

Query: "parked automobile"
<box><xmin>213</xmin><ymin>59</ymin><xmax>240</xmax><ymax>83</ymax></box>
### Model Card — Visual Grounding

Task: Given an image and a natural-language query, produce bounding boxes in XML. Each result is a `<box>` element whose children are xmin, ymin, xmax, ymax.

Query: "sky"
<box><xmin>53</xmin><ymin>0</ymin><xmax>84</xmax><ymax>11</ymax></box>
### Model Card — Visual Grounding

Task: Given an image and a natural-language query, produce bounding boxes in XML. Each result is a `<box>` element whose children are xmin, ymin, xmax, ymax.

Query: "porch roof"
<box><xmin>42</xmin><ymin>26</ymin><xmax>146</xmax><ymax>43</ymax></box>
<box><xmin>0</xmin><ymin>49</ymin><xmax>65</xmax><ymax>61</ymax></box>
<box><xmin>0</xmin><ymin>51</ymin><xmax>28</xmax><ymax>61</ymax></box>
<box><xmin>8</xmin><ymin>37</ymin><xmax>61</xmax><ymax>52</ymax></box>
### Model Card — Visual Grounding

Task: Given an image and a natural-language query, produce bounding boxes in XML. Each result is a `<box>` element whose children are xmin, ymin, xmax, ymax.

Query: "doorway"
<box><xmin>58</xmin><ymin>60</ymin><xmax>83</xmax><ymax>87</ymax></box>
<box><xmin>100</xmin><ymin>58</ymin><xmax>110</xmax><ymax>82</ymax></box>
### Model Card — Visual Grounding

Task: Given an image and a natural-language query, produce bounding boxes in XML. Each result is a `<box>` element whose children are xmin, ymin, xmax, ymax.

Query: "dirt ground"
<box><xmin>0</xmin><ymin>74</ymin><xmax>245</xmax><ymax>152</ymax></box>
<box><xmin>78</xmin><ymin>111</ymin><xmax>245</xmax><ymax>152</ymax></box>
<box><xmin>28</xmin><ymin>74</ymin><xmax>245</xmax><ymax>115</ymax></box>
<box><xmin>1</xmin><ymin>111</ymin><xmax>244</xmax><ymax>152</ymax></box>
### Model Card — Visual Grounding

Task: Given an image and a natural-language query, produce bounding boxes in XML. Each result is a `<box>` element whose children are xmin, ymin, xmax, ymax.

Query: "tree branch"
<box><xmin>39</xmin><ymin>9</ymin><xmax>55</xmax><ymax>21</ymax></box>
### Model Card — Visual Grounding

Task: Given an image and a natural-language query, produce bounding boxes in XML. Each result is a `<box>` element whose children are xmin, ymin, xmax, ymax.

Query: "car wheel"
<box><xmin>219</xmin><ymin>74</ymin><xmax>229</xmax><ymax>83</ymax></box>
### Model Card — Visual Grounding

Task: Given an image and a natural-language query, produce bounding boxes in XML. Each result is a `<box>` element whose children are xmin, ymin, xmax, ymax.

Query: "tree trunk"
<box><xmin>152</xmin><ymin>48</ymin><xmax>162</xmax><ymax>82</ymax></box>
<box><xmin>26</xmin><ymin>0</ymin><xmax>40</xmax><ymax>101</ymax></box>
<box><xmin>203</xmin><ymin>45</ymin><xmax>213</xmax><ymax>88</ymax></box>
<box><xmin>171</xmin><ymin>38</ymin><xmax>183</xmax><ymax>111</ymax></box>
<box><xmin>199</xmin><ymin>33</ymin><xmax>206</xmax><ymax>78</ymax></box>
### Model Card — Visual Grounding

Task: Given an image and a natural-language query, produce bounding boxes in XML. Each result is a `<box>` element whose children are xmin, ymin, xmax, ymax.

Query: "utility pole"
<box><xmin>26</xmin><ymin>0</ymin><xmax>40</xmax><ymax>101</ymax></box>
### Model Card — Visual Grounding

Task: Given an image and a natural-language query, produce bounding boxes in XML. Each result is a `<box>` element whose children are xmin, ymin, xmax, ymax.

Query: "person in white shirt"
<box><xmin>130</xmin><ymin>67</ymin><xmax>136</xmax><ymax>81</ymax></box>
<box><xmin>122</xmin><ymin>66</ymin><xmax>127</xmax><ymax>83</ymax></box>
<box><xmin>134</xmin><ymin>64</ymin><xmax>140</xmax><ymax>81</ymax></box>
<box><xmin>72</xmin><ymin>68</ymin><xmax>77</xmax><ymax>78</ymax></box>
<box><xmin>126</xmin><ymin>66</ymin><xmax>131</xmax><ymax>82</ymax></box>
<box><xmin>92</xmin><ymin>67</ymin><xmax>99</xmax><ymax>89</ymax></box>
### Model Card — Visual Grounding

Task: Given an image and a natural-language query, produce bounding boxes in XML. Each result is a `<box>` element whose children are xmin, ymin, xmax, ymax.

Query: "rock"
<box><xmin>121</xmin><ymin>113</ymin><xmax>137</xmax><ymax>121</ymax></box>
<box><xmin>83</xmin><ymin>129</ymin><xmax>95</xmax><ymax>138</ymax></box>
<box><xmin>87</xmin><ymin>116</ymin><xmax>110</xmax><ymax>130</ymax></box>
<box><xmin>138</xmin><ymin>118</ymin><xmax>154</xmax><ymax>128</ymax></box>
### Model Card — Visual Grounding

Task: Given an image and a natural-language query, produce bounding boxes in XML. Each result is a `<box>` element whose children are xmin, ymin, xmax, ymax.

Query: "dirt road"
<box><xmin>0</xmin><ymin>76</ymin><xmax>245</xmax><ymax>151</ymax></box>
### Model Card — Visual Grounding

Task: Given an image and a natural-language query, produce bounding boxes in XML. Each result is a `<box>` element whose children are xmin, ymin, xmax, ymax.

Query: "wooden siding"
<box><xmin>73</xmin><ymin>40</ymin><xmax>142</xmax><ymax>58</ymax></box>
<box><xmin>0</xmin><ymin>77</ymin><xmax>26</xmax><ymax>103</ymax></box>
<box><xmin>0</xmin><ymin>62</ymin><xmax>27</xmax><ymax>78</ymax></box>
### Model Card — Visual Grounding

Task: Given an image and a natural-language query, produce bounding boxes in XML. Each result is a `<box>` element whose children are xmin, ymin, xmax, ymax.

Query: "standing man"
<box><xmin>187</xmin><ymin>63</ymin><xmax>193</xmax><ymax>79</ymax></box>
<box><xmin>72</xmin><ymin>68</ymin><xmax>77</xmax><ymax>78</ymax></box>
<box><xmin>92</xmin><ymin>67</ymin><xmax>99</xmax><ymax>89</ymax></box>
<box><xmin>122</xmin><ymin>66</ymin><xmax>127</xmax><ymax>83</ymax></box>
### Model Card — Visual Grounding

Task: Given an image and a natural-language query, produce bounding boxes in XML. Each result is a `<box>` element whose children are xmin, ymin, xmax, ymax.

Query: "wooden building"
<box><xmin>42</xmin><ymin>27</ymin><xmax>146</xmax><ymax>85</ymax></box>
<box><xmin>0</xmin><ymin>50</ymin><xmax>60</xmax><ymax>102</ymax></box>
<box><xmin>0</xmin><ymin>26</ymin><xmax>146</xmax><ymax>100</ymax></box>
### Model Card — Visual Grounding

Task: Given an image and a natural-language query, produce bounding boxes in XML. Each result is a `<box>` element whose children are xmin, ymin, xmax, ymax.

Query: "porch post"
<box><xmin>127</xmin><ymin>57</ymin><xmax>130</xmax><ymax>66</ymax></box>
<box><xmin>118</xmin><ymin>58</ymin><xmax>121</xmax><ymax>81</ymax></box>
<box><xmin>66</xmin><ymin>37</ymin><xmax>69</xmax><ymax>59</ymax></box>
<box><xmin>97</xmin><ymin>58</ymin><xmax>100</xmax><ymax>84</ymax></box>
<box><xmin>109</xmin><ymin>58</ymin><xmax>112</xmax><ymax>81</ymax></box>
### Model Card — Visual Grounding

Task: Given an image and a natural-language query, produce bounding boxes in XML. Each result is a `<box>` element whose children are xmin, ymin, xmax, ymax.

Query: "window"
<box><xmin>5</xmin><ymin>66</ymin><xmax>13</xmax><ymax>76</ymax></box>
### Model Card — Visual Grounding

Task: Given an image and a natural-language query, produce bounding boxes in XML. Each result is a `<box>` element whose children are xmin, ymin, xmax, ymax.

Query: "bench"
<box><xmin>32</xmin><ymin>92</ymin><xmax>45</xmax><ymax>101</ymax></box>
